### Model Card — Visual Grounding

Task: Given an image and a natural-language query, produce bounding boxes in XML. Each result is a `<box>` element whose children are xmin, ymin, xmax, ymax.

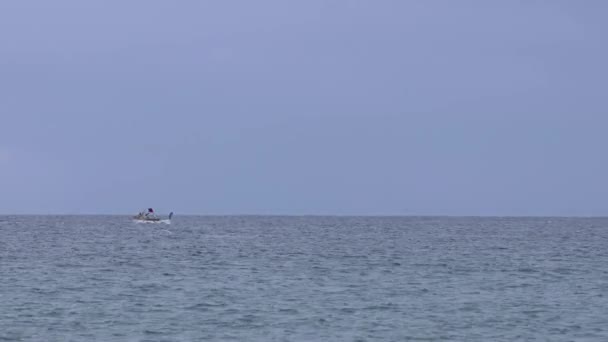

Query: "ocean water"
<box><xmin>1</xmin><ymin>216</ymin><xmax>607</xmax><ymax>341</ymax></box>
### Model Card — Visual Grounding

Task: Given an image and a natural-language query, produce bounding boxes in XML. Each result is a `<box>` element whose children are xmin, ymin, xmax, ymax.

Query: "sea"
<box><xmin>1</xmin><ymin>215</ymin><xmax>607</xmax><ymax>341</ymax></box>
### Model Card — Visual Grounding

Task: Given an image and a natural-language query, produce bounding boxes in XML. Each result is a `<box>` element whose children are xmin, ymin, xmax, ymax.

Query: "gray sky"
<box><xmin>1</xmin><ymin>1</ymin><xmax>607</xmax><ymax>215</ymax></box>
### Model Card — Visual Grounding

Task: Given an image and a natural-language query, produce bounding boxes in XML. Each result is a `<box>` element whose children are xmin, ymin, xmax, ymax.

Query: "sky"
<box><xmin>1</xmin><ymin>1</ymin><xmax>607</xmax><ymax>216</ymax></box>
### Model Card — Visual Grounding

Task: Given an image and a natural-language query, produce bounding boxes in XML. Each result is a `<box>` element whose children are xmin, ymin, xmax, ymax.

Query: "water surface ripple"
<box><xmin>1</xmin><ymin>216</ymin><xmax>607</xmax><ymax>341</ymax></box>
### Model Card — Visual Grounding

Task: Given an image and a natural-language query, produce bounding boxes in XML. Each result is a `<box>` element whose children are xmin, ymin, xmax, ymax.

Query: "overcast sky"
<box><xmin>1</xmin><ymin>1</ymin><xmax>607</xmax><ymax>215</ymax></box>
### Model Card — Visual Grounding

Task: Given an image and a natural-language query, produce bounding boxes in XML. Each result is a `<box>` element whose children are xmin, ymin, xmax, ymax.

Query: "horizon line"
<box><xmin>1</xmin><ymin>212</ymin><xmax>608</xmax><ymax>218</ymax></box>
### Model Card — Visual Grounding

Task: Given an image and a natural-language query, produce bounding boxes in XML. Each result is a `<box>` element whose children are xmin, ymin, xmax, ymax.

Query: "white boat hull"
<box><xmin>132</xmin><ymin>212</ymin><xmax>173</xmax><ymax>224</ymax></box>
<box><xmin>133</xmin><ymin>218</ymin><xmax>171</xmax><ymax>224</ymax></box>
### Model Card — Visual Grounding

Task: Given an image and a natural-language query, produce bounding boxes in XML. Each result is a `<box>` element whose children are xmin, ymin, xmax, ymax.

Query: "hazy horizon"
<box><xmin>2</xmin><ymin>1</ymin><xmax>607</xmax><ymax>216</ymax></box>
<box><xmin>3</xmin><ymin>212</ymin><xmax>608</xmax><ymax>219</ymax></box>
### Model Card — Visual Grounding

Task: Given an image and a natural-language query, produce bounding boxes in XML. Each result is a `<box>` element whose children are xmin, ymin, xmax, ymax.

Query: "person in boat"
<box><xmin>145</xmin><ymin>208</ymin><xmax>156</xmax><ymax>219</ymax></box>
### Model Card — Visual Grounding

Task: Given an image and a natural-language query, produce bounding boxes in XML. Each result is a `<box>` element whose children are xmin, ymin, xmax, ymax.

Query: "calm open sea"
<box><xmin>1</xmin><ymin>215</ymin><xmax>607</xmax><ymax>341</ymax></box>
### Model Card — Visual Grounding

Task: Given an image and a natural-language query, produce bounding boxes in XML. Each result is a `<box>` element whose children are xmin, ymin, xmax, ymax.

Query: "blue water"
<box><xmin>1</xmin><ymin>216</ymin><xmax>608</xmax><ymax>341</ymax></box>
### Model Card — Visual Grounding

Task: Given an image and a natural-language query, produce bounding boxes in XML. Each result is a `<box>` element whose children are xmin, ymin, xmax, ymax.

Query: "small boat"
<box><xmin>133</xmin><ymin>208</ymin><xmax>173</xmax><ymax>223</ymax></box>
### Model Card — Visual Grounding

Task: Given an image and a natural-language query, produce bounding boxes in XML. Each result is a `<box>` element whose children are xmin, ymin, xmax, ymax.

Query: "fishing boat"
<box><xmin>133</xmin><ymin>208</ymin><xmax>173</xmax><ymax>223</ymax></box>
